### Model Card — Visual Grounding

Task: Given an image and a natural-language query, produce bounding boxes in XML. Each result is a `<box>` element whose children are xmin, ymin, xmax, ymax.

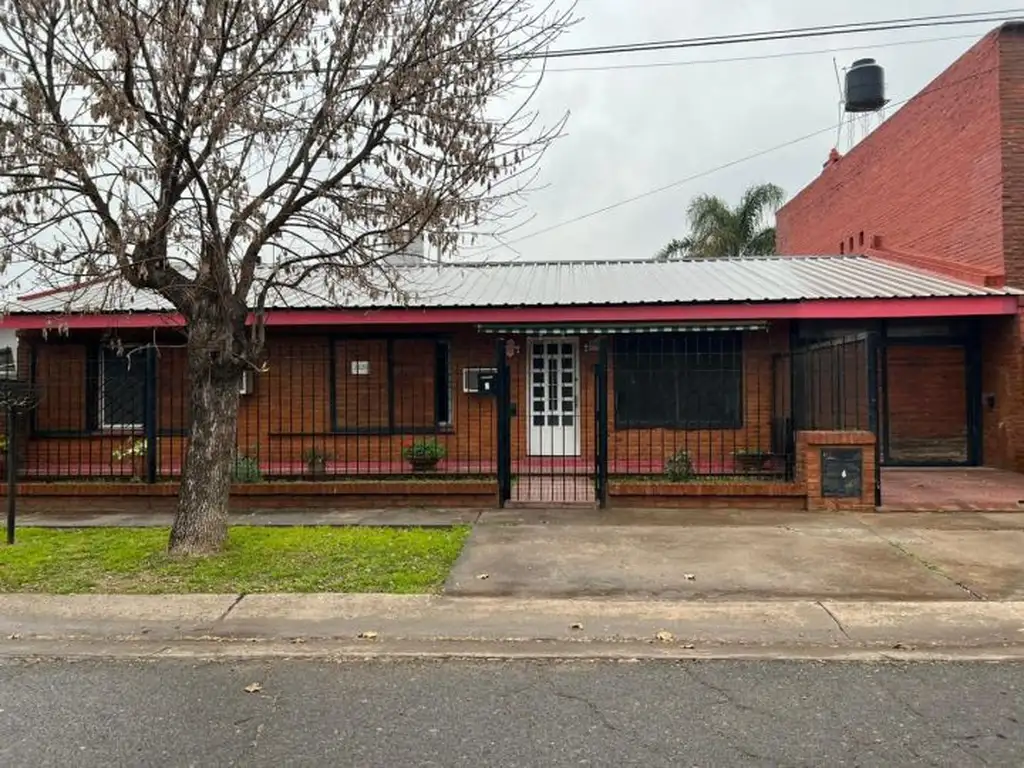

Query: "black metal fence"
<box><xmin>18</xmin><ymin>337</ymin><xmax>498</xmax><ymax>481</ymax></box>
<box><xmin>772</xmin><ymin>333</ymin><xmax>879</xmax><ymax>479</ymax></box>
<box><xmin>10</xmin><ymin>330</ymin><xmax>881</xmax><ymax>498</ymax></box>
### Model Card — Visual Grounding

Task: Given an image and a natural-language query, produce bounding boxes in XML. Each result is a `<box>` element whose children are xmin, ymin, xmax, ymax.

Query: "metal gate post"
<box><xmin>866</xmin><ymin>333</ymin><xmax>882</xmax><ymax>508</ymax></box>
<box><xmin>495</xmin><ymin>340</ymin><xmax>512</xmax><ymax>506</ymax></box>
<box><xmin>594</xmin><ymin>339</ymin><xmax>609</xmax><ymax>508</ymax></box>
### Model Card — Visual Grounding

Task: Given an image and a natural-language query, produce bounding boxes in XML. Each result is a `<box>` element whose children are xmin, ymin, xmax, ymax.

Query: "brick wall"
<box><xmin>16</xmin><ymin>325</ymin><xmax>791</xmax><ymax>477</ymax></box>
<box><xmin>776</xmin><ymin>28</ymin><xmax>1005</xmax><ymax>283</ymax></box>
<box><xmin>981</xmin><ymin>314</ymin><xmax>1024</xmax><ymax>471</ymax></box>
<box><xmin>1000</xmin><ymin>25</ymin><xmax>1024</xmax><ymax>288</ymax></box>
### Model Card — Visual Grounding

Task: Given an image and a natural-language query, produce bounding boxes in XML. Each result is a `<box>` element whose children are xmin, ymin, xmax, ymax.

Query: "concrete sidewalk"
<box><xmin>2</xmin><ymin>594</ymin><xmax>1024</xmax><ymax>660</ymax></box>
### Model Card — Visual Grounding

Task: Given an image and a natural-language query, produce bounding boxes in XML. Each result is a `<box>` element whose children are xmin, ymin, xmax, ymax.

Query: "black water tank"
<box><xmin>845</xmin><ymin>58</ymin><xmax>886</xmax><ymax>113</ymax></box>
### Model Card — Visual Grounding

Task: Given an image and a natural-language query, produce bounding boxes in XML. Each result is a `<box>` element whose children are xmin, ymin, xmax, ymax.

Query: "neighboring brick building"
<box><xmin>777</xmin><ymin>22</ymin><xmax>1024</xmax><ymax>473</ymax></box>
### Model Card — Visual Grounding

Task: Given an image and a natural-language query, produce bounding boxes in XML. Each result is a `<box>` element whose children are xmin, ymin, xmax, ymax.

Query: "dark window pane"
<box><xmin>561</xmin><ymin>386</ymin><xmax>573</xmax><ymax>398</ymax></box>
<box><xmin>562</xmin><ymin>400</ymin><xmax>573</xmax><ymax>412</ymax></box>
<box><xmin>561</xmin><ymin>344</ymin><xmax>572</xmax><ymax>355</ymax></box>
<box><xmin>533</xmin><ymin>400</ymin><xmax>545</xmax><ymax>412</ymax></box>
<box><xmin>101</xmin><ymin>350</ymin><xmax>146</xmax><ymax>428</ymax></box>
<box><xmin>532</xmin><ymin>373</ymin><xmax>544</xmax><ymax>385</ymax></box>
<box><xmin>533</xmin><ymin>386</ymin><xmax>544</xmax><ymax>398</ymax></box>
<box><xmin>561</xmin><ymin>371</ymin><xmax>572</xmax><ymax>383</ymax></box>
<box><xmin>612</xmin><ymin>332</ymin><xmax>743</xmax><ymax>429</ymax></box>
<box><xmin>546</xmin><ymin>343</ymin><xmax>558</xmax><ymax>355</ymax></box>
<box><xmin>563</xmin><ymin>415</ymin><xmax>575</xmax><ymax>426</ymax></box>
<box><xmin>532</xmin><ymin>415</ymin><xmax>544</xmax><ymax>426</ymax></box>
<box><xmin>532</xmin><ymin>357</ymin><xmax>544</xmax><ymax>370</ymax></box>
<box><xmin>547</xmin><ymin>415</ymin><xmax>559</xmax><ymax>426</ymax></box>
<box><xmin>434</xmin><ymin>342</ymin><xmax>451</xmax><ymax>424</ymax></box>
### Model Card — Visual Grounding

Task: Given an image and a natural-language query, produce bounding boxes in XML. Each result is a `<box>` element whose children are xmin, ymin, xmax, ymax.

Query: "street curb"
<box><xmin>4</xmin><ymin>638</ymin><xmax>1024</xmax><ymax>663</ymax></box>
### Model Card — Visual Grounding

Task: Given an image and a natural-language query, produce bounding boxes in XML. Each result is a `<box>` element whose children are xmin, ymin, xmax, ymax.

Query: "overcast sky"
<box><xmin>457</xmin><ymin>0</ymin><xmax>1011</xmax><ymax>263</ymax></box>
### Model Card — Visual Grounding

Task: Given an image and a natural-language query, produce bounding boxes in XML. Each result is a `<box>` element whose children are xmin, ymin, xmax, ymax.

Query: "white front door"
<box><xmin>527</xmin><ymin>338</ymin><xmax>581</xmax><ymax>457</ymax></box>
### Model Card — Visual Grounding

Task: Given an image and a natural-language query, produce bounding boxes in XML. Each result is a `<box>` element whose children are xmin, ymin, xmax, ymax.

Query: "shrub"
<box><xmin>402</xmin><ymin>440</ymin><xmax>447</xmax><ymax>463</ymax></box>
<box><xmin>232</xmin><ymin>452</ymin><xmax>263</xmax><ymax>483</ymax></box>
<box><xmin>664</xmin><ymin>449</ymin><xmax>694</xmax><ymax>482</ymax></box>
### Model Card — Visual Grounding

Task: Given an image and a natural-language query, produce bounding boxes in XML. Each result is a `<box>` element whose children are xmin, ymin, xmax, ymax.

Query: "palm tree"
<box><xmin>655</xmin><ymin>183</ymin><xmax>786</xmax><ymax>260</ymax></box>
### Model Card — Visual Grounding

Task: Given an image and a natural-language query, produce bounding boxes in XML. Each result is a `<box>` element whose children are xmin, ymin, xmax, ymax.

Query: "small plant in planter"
<box><xmin>112</xmin><ymin>437</ymin><xmax>148</xmax><ymax>482</ymax></box>
<box><xmin>302</xmin><ymin>446</ymin><xmax>333</xmax><ymax>477</ymax></box>
<box><xmin>232</xmin><ymin>448</ymin><xmax>263</xmax><ymax>483</ymax></box>
<box><xmin>403</xmin><ymin>440</ymin><xmax>447</xmax><ymax>472</ymax></box>
<box><xmin>664</xmin><ymin>449</ymin><xmax>694</xmax><ymax>482</ymax></box>
<box><xmin>733</xmin><ymin>449</ymin><xmax>773</xmax><ymax>474</ymax></box>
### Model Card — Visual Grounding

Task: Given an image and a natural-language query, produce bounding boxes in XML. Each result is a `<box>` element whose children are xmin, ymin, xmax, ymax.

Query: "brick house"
<box><xmin>777</xmin><ymin>21</ymin><xmax>1024</xmax><ymax>474</ymax></box>
<box><xmin>6</xmin><ymin>24</ymin><xmax>1024</xmax><ymax>510</ymax></box>
<box><xmin>0</xmin><ymin>255</ymin><xmax>1018</xmax><ymax>510</ymax></box>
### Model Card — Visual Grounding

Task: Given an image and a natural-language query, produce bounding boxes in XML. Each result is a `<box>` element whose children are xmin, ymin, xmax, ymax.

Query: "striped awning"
<box><xmin>475</xmin><ymin>323</ymin><xmax>765</xmax><ymax>337</ymax></box>
<box><xmin>476</xmin><ymin>322</ymin><xmax>768</xmax><ymax>336</ymax></box>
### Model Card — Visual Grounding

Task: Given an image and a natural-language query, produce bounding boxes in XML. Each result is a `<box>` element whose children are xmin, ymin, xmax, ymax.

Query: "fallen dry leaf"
<box><xmin>476</xmin><ymin>573</ymin><xmax>490</xmax><ymax>580</ymax></box>
<box><xmin>290</xmin><ymin>637</ymin><xmax>306</xmax><ymax>645</ymax></box>
<box><xmin>243</xmin><ymin>682</ymin><xmax>263</xmax><ymax>694</ymax></box>
<box><xmin>569</xmin><ymin>622</ymin><xmax>584</xmax><ymax>631</ymax></box>
<box><xmin>7</xmin><ymin>634</ymin><xmax>21</xmax><ymax>641</ymax></box>
<box><xmin>358</xmin><ymin>631</ymin><xmax>379</xmax><ymax>640</ymax></box>
<box><xmin>682</xmin><ymin>643</ymin><xmax>696</xmax><ymax>650</ymax></box>
<box><xmin>683</xmin><ymin>574</ymin><xmax>696</xmax><ymax>581</ymax></box>
<box><xmin>654</xmin><ymin>630</ymin><xmax>675</xmax><ymax>643</ymax></box>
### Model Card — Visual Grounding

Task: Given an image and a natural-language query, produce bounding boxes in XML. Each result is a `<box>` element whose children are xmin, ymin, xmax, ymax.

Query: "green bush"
<box><xmin>402</xmin><ymin>440</ymin><xmax>447</xmax><ymax>463</ymax></box>
<box><xmin>664</xmin><ymin>449</ymin><xmax>694</xmax><ymax>482</ymax></box>
<box><xmin>232</xmin><ymin>453</ymin><xmax>263</xmax><ymax>483</ymax></box>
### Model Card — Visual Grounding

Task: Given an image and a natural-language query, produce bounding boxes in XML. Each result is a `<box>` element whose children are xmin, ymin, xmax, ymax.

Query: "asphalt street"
<box><xmin>0</xmin><ymin>659</ymin><xmax>1021</xmax><ymax>767</ymax></box>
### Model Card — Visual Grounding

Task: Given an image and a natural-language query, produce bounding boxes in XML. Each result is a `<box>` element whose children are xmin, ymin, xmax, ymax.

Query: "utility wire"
<box><xmin>468</xmin><ymin>66</ymin><xmax>998</xmax><ymax>257</ymax></box>
<box><xmin>537</xmin><ymin>9</ymin><xmax>1024</xmax><ymax>59</ymax></box>
<box><xmin>0</xmin><ymin>9</ymin><xmax>1018</xmax><ymax>90</ymax></box>
<box><xmin>538</xmin><ymin>33</ymin><xmax>983</xmax><ymax>74</ymax></box>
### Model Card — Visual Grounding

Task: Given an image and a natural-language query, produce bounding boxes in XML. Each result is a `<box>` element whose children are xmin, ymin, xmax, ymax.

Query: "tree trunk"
<box><xmin>168</xmin><ymin>347</ymin><xmax>242</xmax><ymax>555</ymax></box>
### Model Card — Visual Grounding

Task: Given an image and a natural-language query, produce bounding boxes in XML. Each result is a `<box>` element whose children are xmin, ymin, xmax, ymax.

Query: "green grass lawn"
<box><xmin>0</xmin><ymin>526</ymin><xmax>470</xmax><ymax>594</ymax></box>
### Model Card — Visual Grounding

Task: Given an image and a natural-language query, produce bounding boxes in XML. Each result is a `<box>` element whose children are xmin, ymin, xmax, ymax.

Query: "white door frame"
<box><xmin>526</xmin><ymin>337</ymin><xmax>581</xmax><ymax>457</ymax></box>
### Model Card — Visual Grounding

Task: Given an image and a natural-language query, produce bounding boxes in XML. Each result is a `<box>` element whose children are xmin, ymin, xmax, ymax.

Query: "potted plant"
<box><xmin>112</xmin><ymin>437</ymin><xmax>148</xmax><ymax>482</ymax></box>
<box><xmin>664</xmin><ymin>449</ymin><xmax>694</xmax><ymax>482</ymax></box>
<box><xmin>402</xmin><ymin>440</ymin><xmax>447</xmax><ymax>472</ymax></box>
<box><xmin>302</xmin><ymin>446</ymin><xmax>332</xmax><ymax>477</ymax></box>
<box><xmin>734</xmin><ymin>449</ymin><xmax>772</xmax><ymax>474</ymax></box>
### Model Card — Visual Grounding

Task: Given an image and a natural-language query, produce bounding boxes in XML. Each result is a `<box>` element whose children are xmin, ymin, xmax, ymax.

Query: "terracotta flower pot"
<box><xmin>408</xmin><ymin>457</ymin><xmax>440</xmax><ymax>473</ymax></box>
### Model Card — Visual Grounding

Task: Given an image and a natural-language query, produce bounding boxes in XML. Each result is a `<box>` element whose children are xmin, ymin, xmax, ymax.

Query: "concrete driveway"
<box><xmin>445</xmin><ymin>511</ymin><xmax>1024</xmax><ymax>601</ymax></box>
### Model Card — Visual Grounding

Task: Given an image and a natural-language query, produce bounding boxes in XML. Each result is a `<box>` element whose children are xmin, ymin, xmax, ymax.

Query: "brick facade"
<box><xmin>16</xmin><ymin>325</ymin><xmax>787</xmax><ymax>478</ymax></box>
<box><xmin>777</xmin><ymin>23</ymin><xmax>1024</xmax><ymax>473</ymax></box>
<box><xmin>777</xmin><ymin>28</ymin><xmax>1007</xmax><ymax>284</ymax></box>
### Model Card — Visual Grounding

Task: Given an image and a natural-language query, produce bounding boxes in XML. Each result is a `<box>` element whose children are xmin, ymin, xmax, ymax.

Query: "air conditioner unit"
<box><xmin>239</xmin><ymin>370</ymin><xmax>255</xmax><ymax>396</ymax></box>
<box><xmin>462</xmin><ymin>367</ymin><xmax>497</xmax><ymax>394</ymax></box>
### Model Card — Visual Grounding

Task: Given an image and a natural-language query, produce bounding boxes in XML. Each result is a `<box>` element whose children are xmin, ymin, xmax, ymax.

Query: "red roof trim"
<box><xmin>0</xmin><ymin>296</ymin><xmax>1018</xmax><ymax>330</ymax></box>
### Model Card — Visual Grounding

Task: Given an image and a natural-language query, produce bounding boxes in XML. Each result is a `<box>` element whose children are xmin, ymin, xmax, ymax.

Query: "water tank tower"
<box><xmin>844</xmin><ymin>58</ymin><xmax>887</xmax><ymax>113</ymax></box>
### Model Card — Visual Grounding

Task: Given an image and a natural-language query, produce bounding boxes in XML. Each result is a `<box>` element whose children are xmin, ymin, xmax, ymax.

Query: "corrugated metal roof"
<box><xmin>8</xmin><ymin>255</ymin><xmax>1020</xmax><ymax>315</ymax></box>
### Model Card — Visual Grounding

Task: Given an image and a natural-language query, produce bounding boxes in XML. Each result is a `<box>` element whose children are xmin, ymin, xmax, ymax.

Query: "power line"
<box><xmin>0</xmin><ymin>9</ymin><xmax>1017</xmax><ymax>92</ymax></box>
<box><xmin>468</xmin><ymin>67</ymin><xmax>998</xmax><ymax>257</ymax></box>
<box><xmin>538</xmin><ymin>9</ymin><xmax>1024</xmax><ymax>59</ymax></box>
<box><xmin>538</xmin><ymin>33</ymin><xmax>983</xmax><ymax>74</ymax></box>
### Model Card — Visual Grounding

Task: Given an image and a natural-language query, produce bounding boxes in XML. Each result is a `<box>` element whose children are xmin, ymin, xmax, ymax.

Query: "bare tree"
<box><xmin>0</xmin><ymin>0</ymin><xmax>572</xmax><ymax>553</ymax></box>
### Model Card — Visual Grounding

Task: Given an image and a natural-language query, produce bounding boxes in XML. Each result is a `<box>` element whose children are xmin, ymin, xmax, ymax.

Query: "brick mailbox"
<box><xmin>796</xmin><ymin>430</ymin><xmax>877</xmax><ymax>511</ymax></box>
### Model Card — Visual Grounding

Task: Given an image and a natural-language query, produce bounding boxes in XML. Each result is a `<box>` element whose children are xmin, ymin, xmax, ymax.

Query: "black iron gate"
<box><xmin>772</xmin><ymin>333</ymin><xmax>882</xmax><ymax>506</ymax></box>
<box><xmin>495</xmin><ymin>337</ymin><xmax>608</xmax><ymax>508</ymax></box>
